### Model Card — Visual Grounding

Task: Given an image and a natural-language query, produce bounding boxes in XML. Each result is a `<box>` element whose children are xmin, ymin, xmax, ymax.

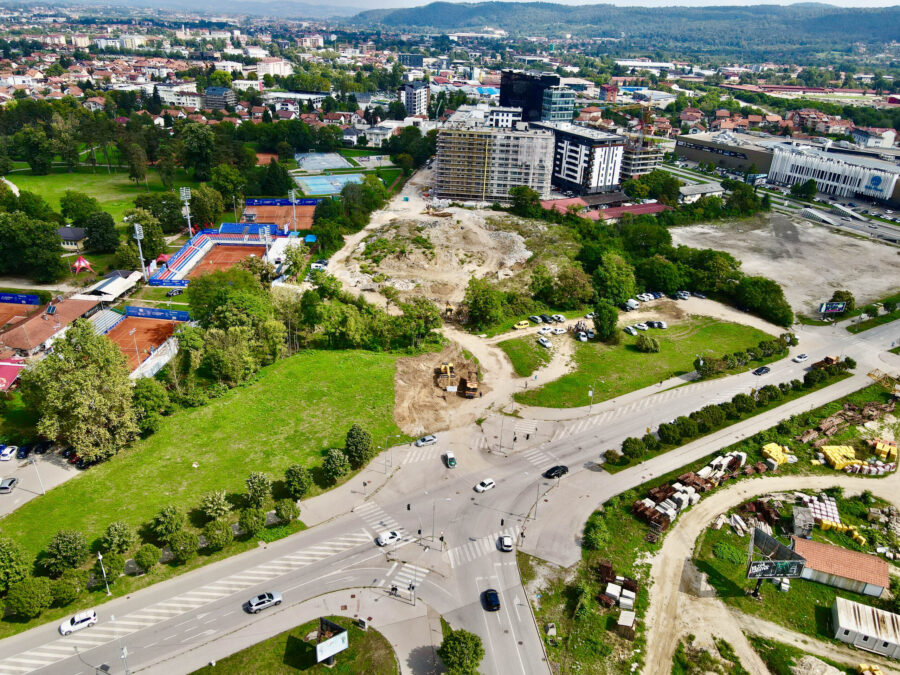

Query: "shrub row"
<box><xmin>694</xmin><ymin>333</ymin><xmax>797</xmax><ymax>379</ymax></box>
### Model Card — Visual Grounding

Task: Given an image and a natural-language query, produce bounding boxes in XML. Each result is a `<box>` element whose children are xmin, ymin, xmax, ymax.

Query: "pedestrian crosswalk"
<box><xmin>401</xmin><ymin>443</ymin><xmax>440</xmax><ymax>465</ymax></box>
<box><xmin>473</xmin><ymin>434</ymin><xmax>490</xmax><ymax>451</ymax></box>
<box><xmin>0</xmin><ymin>530</ymin><xmax>372</xmax><ymax>675</ymax></box>
<box><xmin>393</xmin><ymin>563</ymin><xmax>430</xmax><ymax>588</ymax></box>
<box><xmin>354</xmin><ymin>500</ymin><xmax>404</xmax><ymax>535</ymax></box>
<box><xmin>520</xmin><ymin>446</ymin><xmax>557</xmax><ymax>470</ymax></box>
<box><xmin>447</xmin><ymin>526</ymin><xmax>520</xmax><ymax>568</ymax></box>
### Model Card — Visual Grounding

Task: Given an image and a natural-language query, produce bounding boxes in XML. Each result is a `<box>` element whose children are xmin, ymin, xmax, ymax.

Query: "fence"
<box><xmin>0</xmin><ymin>293</ymin><xmax>41</xmax><ymax>305</ymax></box>
<box><xmin>244</xmin><ymin>198</ymin><xmax>323</xmax><ymax>206</ymax></box>
<box><xmin>124</xmin><ymin>306</ymin><xmax>191</xmax><ymax>322</ymax></box>
<box><xmin>130</xmin><ymin>336</ymin><xmax>178</xmax><ymax>380</ymax></box>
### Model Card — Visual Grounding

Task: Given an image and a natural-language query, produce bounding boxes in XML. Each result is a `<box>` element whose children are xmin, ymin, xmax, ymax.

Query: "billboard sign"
<box><xmin>124</xmin><ymin>306</ymin><xmax>191</xmax><ymax>322</ymax></box>
<box><xmin>316</xmin><ymin>618</ymin><xmax>349</xmax><ymax>663</ymax></box>
<box><xmin>0</xmin><ymin>293</ymin><xmax>41</xmax><ymax>305</ymax></box>
<box><xmin>746</xmin><ymin>527</ymin><xmax>805</xmax><ymax>579</ymax></box>
<box><xmin>818</xmin><ymin>301</ymin><xmax>847</xmax><ymax>314</ymax></box>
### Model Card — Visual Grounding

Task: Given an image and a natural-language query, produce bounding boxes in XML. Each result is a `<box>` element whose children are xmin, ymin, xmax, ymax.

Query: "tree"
<box><xmin>200</xmin><ymin>490</ymin><xmax>230</xmax><ymax>521</ymax></box>
<box><xmin>60</xmin><ymin>191</ymin><xmax>101</xmax><ymax>228</ymax></box>
<box><xmin>0</xmin><ymin>537</ymin><xmax>28</xmax><ymax>594</ymax></box>
<box><xmin>20</xmin><ymin>320</ymin><xmax>138</xmax><ymax>462</ymax></box>
<box><xmin>115</xmin><ymin>241</ymin><xmax>142</xmax><ymax>270</ymax></box>
<box><xmin>132</xmin><ymin>377</ymin><xmax>170</xmax><ymax>435</ymax></box>
<box><xmin>203</xmin><ymin>520</ymin><xmax>234</xmax><ymax>551</ymax></box>
<box><xmin>508</xmin><ymin>185</ymin><xmax>541</xmax><ymax>218</ymax></box>
<box><xmin>126</xmin><ymin>143</ymin><xmax>148</xmax><ymax>188</ymax></box>
<box><xmin>734</xmin><ymin>276</ymin><xmax>794</xmax><ymax>326</ymax></box>
<box><xmin>238</xmin><ymin>507</ymin><xmax>266</xmax><ymax>537</ymax></box>
<box><xmin>95</xmin><ymin>552</ymin><xmax>124</xmax><ymax>584</ymax></box>
<box><xmin>134</xmin><ymin>192</ymin><xmax>184</xmax><ymax>234</ymax></box>
<box><xmin>6</xmin><ymin>578</ymin><xmax>52</xmax><ymax>619</ymax></box>
<box><xmin>621</xmin><ymin>436</ymin><xmax>646</xmax><ymax>459</ymax></box>
<box><xmin>43</xmin><ymin>530</ymin><xmax>88</xmax><ymax>577</ymax></box>
<box><xmin>635</xmin><ymin>256</ymin><xmax>686</xmax><ymax>295</ymax></box>
<box><xmin>790</xmin><ymin>178</ymin><xmax>817</xmax><ymax>200</ymax></box>
<box><xmin>180</xmin><ymin>123</ymin><xmax>216</xmax><ymax>181</ymax></box>
<box><xmin>84</xmin><ymin>211</ymin><xmax>119</xmax><ymax>252</ymax></box>
<box><xmin>150</xmin><ymin>505</ymin><xmax>185</xmax><ymax>543</ymax></box>
<box><xmin>0</xmin><ymin>211</ymin><xmax>68</xmax><ymax>283</ymax></box>
<box><xmin>261</xmin><ymin>159</ymin><xmax>293</xmax><ymax>196</ymax></box>
<box><xmin>322</xmin><ymin>448</ymin><xmax>350</xmax><ymax>484</ymax></box>
<box><xmin>829</xmin><ymin>289</ymin><xmax>856</xmax><ymax>313</ymax></box>
<box><xmin>157</xmin><ymin>147</ymin><xmax>177</xmax><ymax>188</ymax></box>
<box><xmin>284</xmin><ymin>464</ymin><xmax>312</xmax><ymax>500</ymax></box>
<box><xmin>189</xmin><ymin>184</ymin><xmax>225</xmax><ymax>228</ymax></box>
<box><xmin>437</xmin><ymin>629</ymin><xmax>484</xmax><ymax>675</ymax></box>
<box><xmin>245</xmin><ymin>472</ymin><xmax>272</xmax><ymax>508</ymax></box>
<box><xmin>635</xmin><ymin>333</ymin><xmax>660</xmax><ymax>353</ymax></box>
<box><xmin>211</xmin><ymin>163</ymin><xmax>245</xmax><ymax>205</ymax></box>
<box><xmin>134</xmin><ymin>544</ymin><xmax>160</xmax><ymax>573</ymax></box>
<box><xmin>124</xmin><ymin>208</ymin><xmax>166</xmax><ymax>260</ymax></box>
<box><xmin>168</xmin><ymin>531</ymin><xmax>199</xmax><ymax>564</ymax></box>
<box><xmin>16</xmin><ymin>125</ymin><xmax>54</xmax><ymax>174</ymax></box>
<box><xmin>593</xmin><ymin>252</ymin><xmax>635</xmax><ymax>305</ymax></box>
<box><xmin>52</xmin><ymin>569</ymin><xmax>88</xmax><ymax>606</ymax></box>
<box><xmin>101</xmin><ymin>521</ymin><xmax>135</xmax><ymax>554</ymax></box>
<box><xmin>387</xmin><ymin>100</ymin><xmax>407</xmax><ymax>120</ymax></box>
<box><xmin>657</xmin><ymin>422</ymin><xmax>681</xmax><ymax>445</ymax></box>
<box><xmin>462</xmin><ymin>277</ymin><xmax>503</xmax><ymax>329</ymax></box>
<box><xmin>344</xmin><ymin>424</ymin><xmax>374</xmax><ymax>468</ymax></box>
<box><xmin>275</xmin><ymin>499</ymin><xmax>300</xmax><ymax>524</ymax></box>
<box><xmin>592</xmin><ymin>299</ymin><xmax>619</xmax><ymax>342</ymax></box>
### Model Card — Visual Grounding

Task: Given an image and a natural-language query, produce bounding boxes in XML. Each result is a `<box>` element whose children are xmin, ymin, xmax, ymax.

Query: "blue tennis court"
<box><xmin>295</xmin><ymin>173</ymin><xmax>365</xmax><ymax>195</ymax></box>
<box><xmin>294</xmin><ymin>152</ymin><xmax>353</xmax><ymax>171</ymax></box>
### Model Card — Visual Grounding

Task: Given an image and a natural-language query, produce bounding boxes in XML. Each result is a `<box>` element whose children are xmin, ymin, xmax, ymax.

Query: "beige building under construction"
<box><xmin>434</xmin><ymin>106</ymin><xmax>554</xmax><ymax>204</ymax></box>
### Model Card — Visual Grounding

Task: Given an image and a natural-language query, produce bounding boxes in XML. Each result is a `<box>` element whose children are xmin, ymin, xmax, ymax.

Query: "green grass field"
<box><xmin>747</xmin><ymin>636</ymin><xmax>854</xmax><ymax>675</ymax></box>
<box><xmin>497</xmin><ymin>334</ymin><xmax>552</xmax><ymax>377</ymax></box>
<box><xmin>7</xmin><ymin>167</ymin><xmax>194</xmax><ymax>224</ymax></box>
<box><xmin>192</xmin><ymin>615</ymin><xmax>397</xmax><ymax>675</ymax></box>
<box><xmin>0</xmin><ymin>350</ymin><xmax>404</xmax><ymax>563</ymax></box>
<box><xmin>514</xmin><ymin>318</ymin><xmax>773</xmax><ymax>408</ymax></box>
<box><xmin>846</xmin><ymin>311</ymin><xmax>900</xmax><ymax>334</ymax></box>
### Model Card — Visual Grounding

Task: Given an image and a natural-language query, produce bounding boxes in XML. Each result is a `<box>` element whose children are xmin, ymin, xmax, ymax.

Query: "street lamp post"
<box><xmin>97</xmin><ymin>553</ymin><xmax>111</xmax><ymax>596</ymax></box>
<box><xmin>179</xmin><ymin>187</ymin><xmax>193</xmax><ymax>236</ymax></box>
<box><xmin>129</xmin><ymin>327</ymin><xmax>140</xmax><ymax>365</ymax></box>
<box><xmin>384</xmin><ymin>433</ymin><xmax>402</xmax><ymax>472</ymax></box>
<box><xmin>133</xmin><ymin>224</ymin><xmax>147</xmax><ymax>282</ymax></box>
<box><xmin>30</xmin><ymin>458</ymin><xmax>45</xmax><ymax>495</ymax></box>
<box><xmin>289</xmin><ymin>188</ymin><xmax>298</xmax><ymax>232</ymax></box>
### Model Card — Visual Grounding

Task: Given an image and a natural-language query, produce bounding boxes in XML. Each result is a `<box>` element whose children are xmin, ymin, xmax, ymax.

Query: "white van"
<box><xmin>625</xmin><ymin>299</ymin><xmax>640</xmax><ymax>311</ymax></box>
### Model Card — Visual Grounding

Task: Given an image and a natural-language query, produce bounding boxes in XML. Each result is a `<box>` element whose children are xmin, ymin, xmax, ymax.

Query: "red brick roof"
<box><xmin>793</xmin><ymin>537</ymin><xmax>889</xmax><ymax>589</ymax></box>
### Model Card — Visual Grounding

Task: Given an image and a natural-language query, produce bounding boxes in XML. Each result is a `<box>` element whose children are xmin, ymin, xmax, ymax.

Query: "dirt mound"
<box><xmin>791</xmin><ymin>656</ymin><xmax>843</xmax><ymax>675</ymax></box>
<box><xmin>393</xmin><ymin>344</ymin><xmax>487</xmax><ymax>436</ymax></box>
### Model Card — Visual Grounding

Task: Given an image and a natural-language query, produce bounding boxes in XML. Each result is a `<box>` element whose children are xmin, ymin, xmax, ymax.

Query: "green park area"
<box><xmin>514</xmin><ymin>318</ymin><xmax>774</xmax><ymax>408</ymax></box>
<box><xmin>7</xmin><ymin>167</ymin><xmax>193</xmax><ymax>225</ymax></box>
<box><xmin>0</xmin><ymin>350</ymin><xmax>403</xmax><ymax>565</ymax></box>
<box><xmin>497</xmin><ymin>335</ymin><xmax>553</xmax><ymax>377</ymax></box>
<box><xmin>192</xmin><ymin>616</ymin><xmax>397</xmax><ymax>675</ymax></box>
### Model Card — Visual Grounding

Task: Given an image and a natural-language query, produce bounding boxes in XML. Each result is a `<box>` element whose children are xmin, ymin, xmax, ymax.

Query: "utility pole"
<box><xmin>129</xmin><ymin>327</ymin><xmax>140</xmax><ymax>365</ymax></box>
<box><xmin>431</xmin><ymin>500</ymin><xmax>436</xmax><ymax>542</ymax></box>
<box><xmin>289</xmin><ymin>188</ymin><xmax>298</xmax><ymax>233</ymax></box>
<box><xmin>133</xmin><ymin>223</ymin><xmax>147</xmax><ymax>282</ymax></box>
<box><xmin>180</xmin><ymin>187</ymin><xmax>193</xmax><ymax>237</ymax></box>
<box><xmin>121</xmin><ymin>646</ymin><xmax>131</xmax><ymax>675</ymax></box>
<box><xmin>30</xmin><ymin>457</ymin><xmax>45</xmax><ymax>495</ymax></box>
<box><xmin>533</xmin><ymin>480</ymin><xmax>541</xmax><ymax>520</ymax></box>
<box><xmin>97</xmin><ymin>553</ymin><xmax>111</xmax><ymax>596</ymax></box>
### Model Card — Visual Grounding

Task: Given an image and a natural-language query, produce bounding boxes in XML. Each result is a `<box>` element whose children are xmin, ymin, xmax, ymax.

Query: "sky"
<box><xmin>368</xmin><ymin>0</ymin><xmax>899</xmax><ymax>5</ymax></box>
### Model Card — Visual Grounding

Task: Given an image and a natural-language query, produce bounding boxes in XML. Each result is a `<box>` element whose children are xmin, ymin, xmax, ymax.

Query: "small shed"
<box><xmin>616</xmin><ymin>610</ymin><xmax>636</xmax><ymax>641</ymax></box>
<box><xmin>832</xmin><ymin>596</ymin><xmax>900</xmax><ymax>659</ymax></box>
<box><xmin>793</xmin><ymin>537</ymin><xmax>889</xmax><ymax>598</ymax></box>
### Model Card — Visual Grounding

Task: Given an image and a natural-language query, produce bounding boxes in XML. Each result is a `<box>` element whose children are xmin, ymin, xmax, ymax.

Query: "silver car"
<box><xmin>247</xmin><ymin>591</ymin><xmax>282</xmax><ymax>613</ymax></box>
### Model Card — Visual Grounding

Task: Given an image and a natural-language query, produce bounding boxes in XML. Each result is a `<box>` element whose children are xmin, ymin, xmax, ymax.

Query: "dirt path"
<box><xmin>643</xmin><ymin>472</ymin><xmax>900</xmax><ymax>675</ymax></box>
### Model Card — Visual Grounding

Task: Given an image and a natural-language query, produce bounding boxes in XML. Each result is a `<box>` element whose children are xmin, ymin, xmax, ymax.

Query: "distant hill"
<box><xmin>348</xmin><ymin>2</ymin><xmax>900</xmax><ymax>44</ymax></box>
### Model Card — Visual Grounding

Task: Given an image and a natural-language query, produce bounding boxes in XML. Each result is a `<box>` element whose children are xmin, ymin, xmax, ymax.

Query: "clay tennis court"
<box><xmin>241</xmin><ymin>204</ymin><xmax>315</xmax><ymax>231</ymax></box>
<box><xmin>0</xmin><ymin>303</ymin><xmax>38</xmax><ymax>330</ymax></box>
<box><xmin>106</xmin><ymin>317</ymin><xmax>177</xmax><ymax>372</ymax></box>
<box><xmin>186</xmin><ymin>244</ymin><xmax>268</xmax><ymax>279</ymax></box>
<box><xmin>255</xmin><ymin>152</ymin><xmax>278</xmax><ymax>166</ymax></box>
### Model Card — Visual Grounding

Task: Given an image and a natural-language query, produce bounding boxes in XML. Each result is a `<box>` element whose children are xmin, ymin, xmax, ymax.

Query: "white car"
<box><xmin>551</xmin><ymin>314</ymin><xmax>565</xmax><ymax>323</ymax></box>
<box><xmin>586</xmin><ymin>330</ymin><xmax>595</xmax><ymax>339</ymax></box>
<box><xmin>624</xmin><ymin>326</ymin><xmax>638</xmax><ymax>336</ymax></box>
<box><xmin>551</xmin><ymin>327</ymin><xmax>566</xmax><ymax>335</ymax></box>
<box><xmin>537</xmin><ymin>337</ymin><xmax>552</xmax><ymax>349</ymax></box>
<box><xmin>475</xmin><ymin>478</ymin><xmax>496</xmax><ymax>493</ymax></box>
<box><xmin>584</xmin><ymin>312</ymin><xmax>595</xmax><ymax>319</ymax></box>
<box><xmin>59</xmin><ymin>610</ymin><xmax>97</xmax><ymax>636</ymax></box>
<box><xmin>415</xmin><ymin>435</ymin><xmax>437</xmax><ymax>447</ymax></box>
<box><xmin>376</xmin><ymin>530</ymin><xmax>402</xmax><ymax>546</ymax></box>
<box><xmin>634</xmin><ymin>323</ymin><xmax>649</xmax><ymax>331</ymax></box>
<box><xmin>0</xmin><ymin>446</ymin><xmax>16</xmax><ymax>461</ymax></box>
<box><xmin>793</xmin><ymin>353</ymin><xmax>809</xmax><ymax>363</ymax></box>
<box><xmin>577</xmin><ymin>331</ymin><xmax>587</xmax><ymax>342</ymax></box>
<box><xmin>498</xmin><ymin>535</ymin><xmax>514</xmax><ymax>552</ymax></box>
<box><xmin>537</xmin><ymin>326</ymin><xmax>552</xmax><ymax>336</ymax></box>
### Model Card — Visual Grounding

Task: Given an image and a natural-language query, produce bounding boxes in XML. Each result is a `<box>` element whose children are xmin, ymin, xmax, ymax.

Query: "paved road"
<box><xmin>0</xmin><ymin>317</ymin><xmax>897</xmax><ymax>675</ymax></box>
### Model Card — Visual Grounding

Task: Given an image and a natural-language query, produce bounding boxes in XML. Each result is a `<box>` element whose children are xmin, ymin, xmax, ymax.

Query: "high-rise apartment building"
<box><xmin>500</xmin><ymin>70</ymin><xmax>562</xmax><ymax>122</ymax></box>
<box><xmin>620</xmin><ymin>141</ymin><xmax>664</xmax><ymax>180</ymax></box>
<box><xmin>541</xmin><ymin>86</ymin><xmax>575</xmax><ymax>123</ymax></box>
<box><xmin>435</xmin><ymin>107</ymin><xmax>554</xmax><ymax>203</ymax></box>
<box><xmin>532</xmin><ymin>122</ymin><xmax>625</xmax><ymax>195</ymax></box>
<box><xmin>399</xmin><ymin>81</ymin><xmax>430</xmax><ymax>116</ymax></box>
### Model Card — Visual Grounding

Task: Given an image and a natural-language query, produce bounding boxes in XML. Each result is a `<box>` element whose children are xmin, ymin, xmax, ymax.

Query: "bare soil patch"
<box><xmin>669</xmin><ymin>212</ymin><xmax>900</xmax><ymax>315</ymax></box>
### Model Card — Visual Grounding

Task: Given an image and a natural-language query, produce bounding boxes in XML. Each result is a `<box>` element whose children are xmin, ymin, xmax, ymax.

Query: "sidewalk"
<box><xmin>151</xmin><ymin>587</ymin><xmax>445</xmax><ymax>675</ymax></box>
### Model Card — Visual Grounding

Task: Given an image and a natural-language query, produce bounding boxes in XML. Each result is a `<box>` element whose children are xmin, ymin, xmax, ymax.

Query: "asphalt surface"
<box><xmin>0</xmin><ymin>316</ymin><xmax>897</xmax><ymax>675</ymax></box>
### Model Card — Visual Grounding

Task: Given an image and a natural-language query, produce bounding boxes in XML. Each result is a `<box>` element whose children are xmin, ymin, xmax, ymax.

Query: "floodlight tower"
<box><xmin>179</xmin><ymin>187</ymin><xmax>193</xmax><ymax>236</ymax></box>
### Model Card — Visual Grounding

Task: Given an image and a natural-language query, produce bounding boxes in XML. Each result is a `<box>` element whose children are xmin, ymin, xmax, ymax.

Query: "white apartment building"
<box><xmin>399</xmin><ymin>81</ymin><xmax>430</xmax><ymax>116</ymax></box>
<box><xmin>852</xmin><ymin>127</ymin><xmax>897</xmax><ymax>149</ymax></box>
<box><xmin>451</xmin><ymin>104</ymin><xmax>522</xmax><ymax>128</ymax></box>
<box><xmin>244</xmin><ymin>46</ymin><xmax>269</xmax><ymax>59</ymax></box>
<box><xmin>435</xmin><ymin>110</ymin><xmax>554</xmax><ymax>203</ymax></box>
<box><xmin>532</xmin><ymin>121</ymin><xmax>625</xmax><ymax>195</ymax></box>
<box><xmin>768</xmin><ymin>142</ymin><xmax>900</xmax><ymax>203</ymax></box>
<box><xmin>253</xmin><ymin>58</ymin><xmax>294</xmax><ymax>78</ymax></box>
<box><xmin>155</xmin><ymin>85</ymin><xmax>204</xmax><ymax>108</ymax></box>
<box><xmin>298</xmin><ymin>35</ymin><xmax>324</xmax><ymax>48</ymax></box>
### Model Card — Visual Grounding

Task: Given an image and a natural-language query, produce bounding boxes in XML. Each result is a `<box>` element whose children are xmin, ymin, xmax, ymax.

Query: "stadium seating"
<box><xmin>88</xmin><ymin>309</ymin><xmax>125</xmax><ymax>335</ymax></box>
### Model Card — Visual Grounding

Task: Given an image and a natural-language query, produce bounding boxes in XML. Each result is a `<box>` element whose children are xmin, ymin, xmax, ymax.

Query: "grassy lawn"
<box><xmin>192</xmin><ymin>615</ymin><xmax>397</xmax><ymax>675</ymax></box>
<box><xmin>747</xmin><ymin>636</ymin><xmax>854</xmax><ymax>675</ymax></box>
<box><xmin>846</xmin><ymin>311</ymin><xmax>900</xmax><ymax>334</ymax></box>
<box><xmin>7</xmin><ymin>167</ymin><xmax>194</xmax><ymax>225</ymax></box>
<box><xmin>514</xmin><ymin>318</ymin><xmax>773</xmax><ymax>408</ymax></box>
<box><xmin>480</xmin><ymin>309</ymin><xmax>587</xmax><ymax>339</ymax></box>
<box><xmin>0</xmin><ymin>392</ymin><xmax>39</xmax><ymax>443</ymax></box>
<box><xmin>339</xmin><ymin>148</ymin><xmax>385</xmax><ymax>158</ymax></box>
<box><xmin>0</xmin><ymin>350</ymin><xmax>404</xmax><ymax>564</ymax></box>
<box><xmin>497</xmin><ymin>334</ymin><xmax>553</xmax><ymax>377</ymax></box>
<box><xmin>132</xmin><ymin>285</ymin><xmax>185</xmax><ymax>303</ymax></box>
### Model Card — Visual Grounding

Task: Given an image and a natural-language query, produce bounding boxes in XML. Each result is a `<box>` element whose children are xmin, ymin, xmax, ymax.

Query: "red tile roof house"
<box><xmin>792</xmin><ymin>537</ymin><xmax>890</xmax><ymax>598</ymax></box>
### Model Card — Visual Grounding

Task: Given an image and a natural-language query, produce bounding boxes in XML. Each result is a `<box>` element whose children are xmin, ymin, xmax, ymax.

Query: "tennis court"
<box><xmin>295</xmin><ymin>152</ymin><xmax>353</xmax><ymax>171</ymax></box>
<box><xmin>295</xmin><ymin>173</ymin><xmax>364</xmax><ymax>195</ymax></box>
<box><xmin>186</xmin><ymin>244</ymin><xmax>268</xmax><ymax>279</ymax></box>
<box><xmin>106</xmin><ymin>317</ymin><xmax>177</xmax><ymax>372</ymax></box>
<box><xmin>0</xmin><ymin>303</ymin><xmax>38</xmax><ymax>330</ymax></box>
<box><xmin>242</xmin><ymin>204</ymin><xmax>315</xmax><ymax>231</ymax></box>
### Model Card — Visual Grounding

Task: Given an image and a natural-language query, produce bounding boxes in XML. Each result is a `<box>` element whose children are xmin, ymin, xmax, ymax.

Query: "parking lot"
<box><xmin>0</xmin><ymin>449</ymin><xmax>77</xmax><ymax>518</ymax></box>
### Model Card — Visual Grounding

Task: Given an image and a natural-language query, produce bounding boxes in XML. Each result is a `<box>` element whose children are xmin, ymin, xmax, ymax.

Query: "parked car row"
<box><xmin>528</xmin><ymin>314</ymin><xmax>566</xmax><ymax>324</ymax></box>
<box><xmin>624</xmin><ymin>320</ymin><xmax>667</xmax><ymax>336</ymax></box>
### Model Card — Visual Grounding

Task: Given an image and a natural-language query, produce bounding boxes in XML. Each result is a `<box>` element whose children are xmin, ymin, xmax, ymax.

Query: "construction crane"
<box><xmin>867</xmin><ymin>369</ymin><xmax>900</xmax><ymax>398</ymax></box>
